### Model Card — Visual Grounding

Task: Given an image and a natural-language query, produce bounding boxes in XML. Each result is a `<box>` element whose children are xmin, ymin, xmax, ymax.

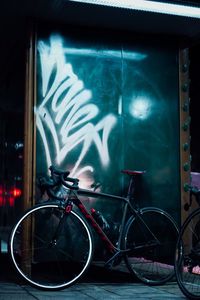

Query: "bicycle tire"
<box><xmin>122</xmin><ymin>207</ymin><xmax>179</xmax><ymax>285</ymax></box>
<box><xmin>9</xmin><ymin>202</ymin><xmax>94</xmax><ymax>290</ymax></box>
<box><xmin>175</xmin><ymin>208</ymin><xmax>200</xmax><ymax>299</ymax></box>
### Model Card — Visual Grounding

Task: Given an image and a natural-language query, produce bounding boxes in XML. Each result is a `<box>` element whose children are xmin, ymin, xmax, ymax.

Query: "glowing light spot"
<box><xmin>130</xmin><ymin>96</ymin><xmax>152</xmax><ymax>120</ymax></box>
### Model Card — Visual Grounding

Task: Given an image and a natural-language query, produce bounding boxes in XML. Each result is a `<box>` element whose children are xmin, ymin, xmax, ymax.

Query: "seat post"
<box><xmin>127</xmin><ymin>176</ymin><xmax>135</xmax><ymax>199</ymax></box>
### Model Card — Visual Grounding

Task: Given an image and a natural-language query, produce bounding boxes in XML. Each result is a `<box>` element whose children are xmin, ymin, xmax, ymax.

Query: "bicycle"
<box><xmin>175</xmin><ymin>184</ymin><xmax>200</xmax><ymax>299</ymax></box>
<box><xmin>9</xmin><ymin>165</ymin><xmax>179</xmax><ymax>290</ymax></box>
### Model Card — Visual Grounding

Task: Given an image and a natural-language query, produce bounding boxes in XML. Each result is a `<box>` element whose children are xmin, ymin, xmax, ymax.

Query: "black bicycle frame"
<box><xmin>62</xmin><ymin>174</ymin><xmax>160</xmax><ymax>257</ymax></box>
<box><xmin>67</xmin><ymin>187</ymin><xmax>134</xmax><ymax>254</ymax></box>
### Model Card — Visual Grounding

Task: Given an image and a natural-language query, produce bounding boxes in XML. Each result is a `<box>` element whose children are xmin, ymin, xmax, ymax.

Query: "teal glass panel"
<box><xmin>36</xmin><ymin>29</ymin><xmax>180</xmax><ymax>224</ymax></box>
<box><xmin>122</xmin><ymin>43</ymin><xmax>180</xmax><ymax>222</ymax></box>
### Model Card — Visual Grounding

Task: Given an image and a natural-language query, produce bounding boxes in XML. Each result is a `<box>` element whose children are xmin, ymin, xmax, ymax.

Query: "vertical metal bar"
<box><xmin>179</xmin><ymin>48</ymin><xmax>191</xmax><ymax>225</ymax></box>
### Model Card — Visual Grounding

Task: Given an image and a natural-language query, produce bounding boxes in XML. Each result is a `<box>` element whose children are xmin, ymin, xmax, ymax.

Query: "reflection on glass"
<box><xmin>130</xmin><ymin>96</ymin><xmax>152</xmax><ymax>120</ymax></box>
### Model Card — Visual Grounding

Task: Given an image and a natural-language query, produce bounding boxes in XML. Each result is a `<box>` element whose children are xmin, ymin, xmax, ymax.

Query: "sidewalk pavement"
<box><xmin>0</xmin><ymin>255</ymin><xmax>186</xmax><ymax>299</ymax></box>
<box><xmin>0</xmin><ymin>280</ymin><xmax>186</xmax><ymax>300</ymax></box>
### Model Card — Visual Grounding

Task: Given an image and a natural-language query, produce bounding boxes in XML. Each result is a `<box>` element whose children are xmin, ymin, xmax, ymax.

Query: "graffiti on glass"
<box><xmin>36</xmin><ymin>35</ymin><xmax>117</xmax><ymax>180</ymax></box>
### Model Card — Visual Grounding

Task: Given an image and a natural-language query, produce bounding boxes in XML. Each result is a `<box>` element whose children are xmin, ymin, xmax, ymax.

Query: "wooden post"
<box><xmin>22</xmin><ymin>22</ymin><xmax>37</xmax><ymax>274</ymax></box>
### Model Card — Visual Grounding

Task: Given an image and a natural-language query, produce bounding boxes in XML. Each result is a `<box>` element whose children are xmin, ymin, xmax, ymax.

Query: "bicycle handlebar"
<box><xmin>184</xmin><ymin>185</ymin><xmax>200</xmax><ymax>211</ymax></box>
<box><xmin>38</xmin><ymin>166</ymin><xmax>79</xmax><ymax>200</ymax></box>
<box><xmin>38</xmin><ymin>176</ymin><xmax>63</xmax><ymax>200</ymax></box>
<box><xmin>49</xmin><ymin>165</ymin><xmax>79</xmax><ymax>190</ymax></box>
<box><xmin>39</xmin><ymin>176</ymin><xmax>57</xmax><ymax>189</ymax></box>
<box><xmin>190</xmin><ymin>186</ymin><xmax>200</xmax><ymax>196</ymax></box>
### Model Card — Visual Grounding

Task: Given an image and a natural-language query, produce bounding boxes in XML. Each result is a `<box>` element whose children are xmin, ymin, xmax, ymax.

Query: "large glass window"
<box><xmin>36</xmin><ymin>28</ymin><xmax>180</xmax><ymax>223</ymax></box>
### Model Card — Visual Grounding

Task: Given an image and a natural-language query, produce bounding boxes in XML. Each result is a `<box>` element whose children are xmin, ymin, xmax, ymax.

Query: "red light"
<box><xmin>8</xmin><ymin>188</ymin><xmax>22</xmax><ymax>207</ymax></box>
<box><xmin>9</xmin><ymin>197</ymin><xmax>15</xmax><ymax>207</ymax></box>
<box><xmin>12</xmin><ymin>188</ymin><xmax>22</xmax><ymax>198</ymax></box>
<box><xmin>0</xmin><ymin>187</ymin><xmax>4</xmax><ymax>206</ymax></box>
<box><xmin>9</xmin><ymin>188</ymin><xmax>22</xmax><ymax>206</ymax></box>
<box><xmin>0</xmin><ymin>187</ymin><xmax>22</xmax><ymax>207</ymax></box>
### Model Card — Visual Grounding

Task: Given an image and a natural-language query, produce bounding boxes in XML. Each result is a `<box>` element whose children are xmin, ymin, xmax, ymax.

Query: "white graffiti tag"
<box><xmin>36</xmin><ymin>35</ymin><xmax>117</xmax><ymax>177</ymax></box>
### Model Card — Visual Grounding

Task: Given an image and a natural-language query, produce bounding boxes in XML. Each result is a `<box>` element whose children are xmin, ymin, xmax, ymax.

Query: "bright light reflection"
<box><xmin>68</xmin><ymin>0</ymin><xmax>200</xmax><ymax>19</ymax></box>
<box><xmin>63</xmin><ymin>48</ymin><xmax>147</xmax><ymax>60</ymax></box>
<box><xmin>130</xmin><ymin>96</ymin><xmax>152</xmax><ymax>120</ymax></box>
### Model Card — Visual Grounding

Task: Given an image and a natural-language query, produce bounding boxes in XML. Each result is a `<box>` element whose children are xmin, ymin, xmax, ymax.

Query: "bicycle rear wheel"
<box><xmin>175</xmin><ymin>208</ymin><xmax>200</xmax><ymax>299</ymax></box>
<box><xmin>123</xmin><ymin>207</ymin><xmax>178</xmax><ymax>285</ymax></box>
<box><xmin>9</xmin><ymin>202</ymin><xmax>94</xmax><ymax>290</ymax></box>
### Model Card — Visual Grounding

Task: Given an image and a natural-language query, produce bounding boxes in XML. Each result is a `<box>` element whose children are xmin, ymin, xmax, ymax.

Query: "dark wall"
<box><xmin>0</xmin><ymin>19</ymin><xmax>26</xmax><ymax>232</ymax></box>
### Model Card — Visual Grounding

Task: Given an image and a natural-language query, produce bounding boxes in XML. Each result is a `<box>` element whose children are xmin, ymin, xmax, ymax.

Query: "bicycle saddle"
<box><xmin>121</xmin><ymin>169</ymin><xmax>146</xmax><ymax>176</ymax></box>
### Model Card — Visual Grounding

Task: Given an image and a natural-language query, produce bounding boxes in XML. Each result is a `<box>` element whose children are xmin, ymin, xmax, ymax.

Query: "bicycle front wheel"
<box><xmin>9</xmin><ymin>203</ymin><xmax>94</xmax><ymax>290</ymax></box>
<box><xmin>123</xmin><ymin>207</ymin><xmax>179</xmax><ymax>285</ymax></box>
<box><xmin>175</xmin><ymin>208</ymin><xmax>200</xmax><ymax>299</ymax></box>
